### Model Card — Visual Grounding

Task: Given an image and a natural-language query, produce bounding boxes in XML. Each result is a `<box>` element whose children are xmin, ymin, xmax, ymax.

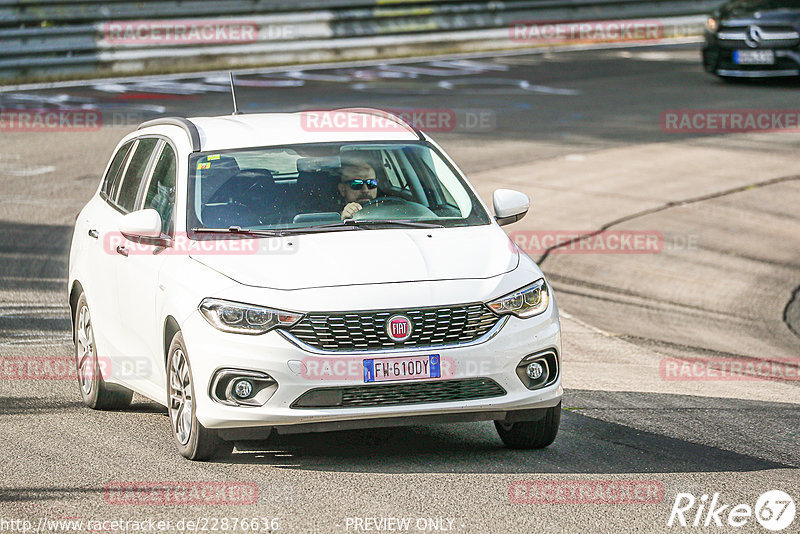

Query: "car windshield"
<box><xmin>187</xmin><ymin>141</ymin><xmax>491</xmax><ymax>233</ymax></box>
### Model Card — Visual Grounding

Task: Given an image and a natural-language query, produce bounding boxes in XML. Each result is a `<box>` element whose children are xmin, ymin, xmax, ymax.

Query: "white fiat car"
<box><xmin>68</xmin><ymin>110</ymin><xmax>562</xmax><ymax>460</ymax></box>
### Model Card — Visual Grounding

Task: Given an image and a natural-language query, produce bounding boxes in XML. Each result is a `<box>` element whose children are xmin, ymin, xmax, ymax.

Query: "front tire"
<box><xmin>73</xmin><ymin>293</ymin><xmax>133</xmax><ymax>410</ymax></box>
<box><xmin>167</xmin><ymin>331</ymin><xmax>233</xmax><ymax>461</ymax></box>
<box><xmin>495</xmin><ymin>402</ymin><xmax>561</xmax><ymax>449</ymax></box>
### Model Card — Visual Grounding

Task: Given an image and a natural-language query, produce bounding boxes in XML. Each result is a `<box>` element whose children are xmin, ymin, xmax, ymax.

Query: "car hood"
<box><xmin>719</xmin><ymin>0</ymin><xmax>800</xmax><ymax>20</ymax></box>
<box><xmin>190</xmin><ymin>225</ymin><xmax>519</xmax><ymax>290</ymax></box>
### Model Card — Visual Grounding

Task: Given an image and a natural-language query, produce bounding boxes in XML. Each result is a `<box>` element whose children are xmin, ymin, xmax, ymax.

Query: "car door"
<box><xmin>93</xmin><ymin>138</ymin><xmax>161</xmax><ymax>378</ymax></box>
<box><xmin>115</xmin><ymin>139</ymin><xmax>177</xmax><ymax>396</ymax></box>
<box><xmin>78</xmin><ymin>140</ymin><xmax>135</xmax><ymax>362</ymax></box>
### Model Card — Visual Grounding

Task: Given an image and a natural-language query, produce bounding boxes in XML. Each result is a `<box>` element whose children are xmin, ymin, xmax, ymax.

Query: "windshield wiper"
<box><xmin>343</xmin><ymin>219</ymin><xmax>444</xmax><ymax>229</ymax></box>
<box><xmin>301</xmin><ymin>219</ymin><xmax>444</xmax><ymax>231</ymax></box>
<box><xmin>192</xmin><ymin>226</ymin><xmax>288</xmax><ymax>237</ymax></box>
<box><xmin>192</xmin><ymin>220</ymin><xmax>444</xmax><ymax>237</ymax></box>
<box><xmin>192</xmin><ymin>225</ymin><xmax>364</xmax><ymax>237</ymax></box>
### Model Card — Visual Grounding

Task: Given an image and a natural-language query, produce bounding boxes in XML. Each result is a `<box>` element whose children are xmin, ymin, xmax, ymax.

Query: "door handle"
<box><xmin>116</xmin><ymin>245</ymin><xmax>129</xmax><ymax>257</ymax></box>
<box><xmin>88</xmin><ymin>229</ymin><xmax>99</xmax><ymax>239</ymax></box>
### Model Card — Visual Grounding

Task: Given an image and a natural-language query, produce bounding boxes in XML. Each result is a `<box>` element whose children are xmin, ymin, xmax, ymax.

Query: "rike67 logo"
<box><xmin>668</xmin><ymin>490</ymin><xmax>795</xmax><ymax>531</ymax></box>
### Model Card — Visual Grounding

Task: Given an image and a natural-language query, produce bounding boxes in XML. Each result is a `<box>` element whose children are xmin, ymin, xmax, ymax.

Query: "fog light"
<box><xmin>211</xmin><ymin>369</ymin><xmax>278</xmax><ymax>407</ymax></box>
<box><xmin>515</xmin><ymin>350</ymin><xmax>558</xmax><ymax>390</ymax></box>
<box><xmin>233</xmin><ymin>379</ymin><xmax>253</xmax><ymax>399</ymax></box>
<box><xmin>526</xmin><ymin>362</ymin><xmax>544</xmax><ymax>380</ymax></box>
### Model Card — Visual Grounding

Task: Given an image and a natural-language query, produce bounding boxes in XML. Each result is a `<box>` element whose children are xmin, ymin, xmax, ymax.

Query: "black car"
<box><xmin>703</xmin><ymin>0</ymin><xmax>800</xmax><ymax>77</ymax></box>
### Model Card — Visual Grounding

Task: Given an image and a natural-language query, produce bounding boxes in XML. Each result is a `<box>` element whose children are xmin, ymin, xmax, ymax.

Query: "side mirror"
<box><xmin>493</xmin><ymin>189</ymin><xmax>530</xmax><ymax>226</ymax></box>
<box><xmin>119</xmin><ymin>209</ymin><xmax>168</xmax><ymax>246</ymax></box>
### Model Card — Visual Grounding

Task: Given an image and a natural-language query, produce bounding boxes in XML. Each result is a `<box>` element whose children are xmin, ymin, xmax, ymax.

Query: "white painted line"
<box><xmin>0</xmin><ymin>154</ymin><xmax>57</xmax><ymax>177</ymax></box>
<box><xmin>2</xmin><ymin>166</ymin><xmax>57</xmax><ymax>177</ymax></box>
<box><xmin>560</xmin><ymin>310</ymin><xmax>619</xmax><ymax>338</ymax></box>
<box><xmin>0</xmin><ymin>36</ymin><xmax>702</xmax><ymax>93</ymax></box>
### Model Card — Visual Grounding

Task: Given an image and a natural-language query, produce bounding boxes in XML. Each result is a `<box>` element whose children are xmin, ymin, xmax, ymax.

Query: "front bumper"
<box><xmin>703</xmin><ymin>39</ymin><xmax>800</xmax><ymax>77</ymax></box>
<box><xmin>181</xmin><ymin>299</ymin><xmax>563</xmax><ymax>432</ymax></box>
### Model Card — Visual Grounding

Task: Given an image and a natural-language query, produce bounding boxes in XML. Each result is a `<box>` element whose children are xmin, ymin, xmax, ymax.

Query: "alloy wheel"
<box><xmin>75</xmin><ymin>305</ymin><xmax>96</xmax><ymax>395</ymax></box>
<box><xmin>169</xmin><ymin>348</ymin><xmax>193</xmax><ymax>445</ymax></box>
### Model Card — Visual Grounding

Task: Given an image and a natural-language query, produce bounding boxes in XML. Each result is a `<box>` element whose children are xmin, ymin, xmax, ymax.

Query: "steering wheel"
<box><xmin>352</xmin><ymin>196</ymin><xmax>436</xmax><ymax>220</ymax></box>
<box><xmin>206</xmin><ymin>170</ymin><xmax>275</xmax><ymax>226</ymax></box>
<box><xmin>351</xmin><ymin>197</ymin><xmax>406</xmax><ymax>218</ymax></box>
<box><xmin>208</xmin><ymin>170</ymin><xmax>274</xmax><ymax>205</ymax></box>
<box><xmin>363</xmin><ymin>197</ymin><xmax>407</xmax><ymax>208</ymax></box>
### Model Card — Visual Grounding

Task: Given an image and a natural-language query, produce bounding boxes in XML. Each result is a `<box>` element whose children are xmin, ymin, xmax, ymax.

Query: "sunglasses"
<box><xmin>344</xmin><ymin>179</ymin><xmax>378</xmax><ymax>191</ymax></box>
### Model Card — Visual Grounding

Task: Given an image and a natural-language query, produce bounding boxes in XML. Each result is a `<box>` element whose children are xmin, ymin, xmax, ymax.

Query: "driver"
<box><xmin>338</xmin><ymin>157</ymin><xmax>380</xmax><ymax>220</ymax></box>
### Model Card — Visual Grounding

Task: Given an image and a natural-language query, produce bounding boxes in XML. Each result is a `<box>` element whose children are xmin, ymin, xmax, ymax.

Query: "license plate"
<box><xmin>734</xmin><ymin>49</ymin><xmax>775</xmax><ymax>65</ymax></box>
<box><xmin>363</xmin><ymin>355</ymin><xmax>441</xmax><ymax>383</ymax></box>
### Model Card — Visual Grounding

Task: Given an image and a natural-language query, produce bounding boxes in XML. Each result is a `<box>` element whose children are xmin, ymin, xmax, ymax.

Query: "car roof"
<box><xmin>138</xmin><ymin>110</ymin><xmax>423</xmax><ymax>152</ymax></box>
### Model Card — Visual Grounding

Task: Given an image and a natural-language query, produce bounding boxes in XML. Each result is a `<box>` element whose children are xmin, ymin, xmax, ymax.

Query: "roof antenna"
<box><xmin>229</xmin><ymin>72</ymin><xmax>241</xmax><ymax>115</ymax></box>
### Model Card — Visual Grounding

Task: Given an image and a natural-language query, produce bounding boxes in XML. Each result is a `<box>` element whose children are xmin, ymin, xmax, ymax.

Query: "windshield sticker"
<box><xmin>197</xmin><ymin>162</ymin><xmax>211</xmax><ymax>170</ymax></box>
<box><xmin>207</xmin><ymin>154</ymin><xmax>221</xmax><ymax>160</ymax></box>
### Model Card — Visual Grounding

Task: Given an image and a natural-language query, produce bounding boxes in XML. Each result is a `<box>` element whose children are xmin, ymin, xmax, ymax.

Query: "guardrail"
<box><xmin>0</xmin><ymin>0</ymin><xmax>718</xmax><ymax>82</ymax></box>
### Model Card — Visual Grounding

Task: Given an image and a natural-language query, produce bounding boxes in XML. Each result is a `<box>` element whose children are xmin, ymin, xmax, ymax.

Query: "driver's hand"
<box><xmin>341</xmin><ymin>202</ymin><xmax>363</xmax><ymax>220</ymax></box>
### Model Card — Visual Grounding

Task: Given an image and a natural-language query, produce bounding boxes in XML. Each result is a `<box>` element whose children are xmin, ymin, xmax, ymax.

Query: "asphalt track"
<box><xmin>0</xmin><ymin>42</ymin><xmax>799</xmax><ymax>533</ymax></box>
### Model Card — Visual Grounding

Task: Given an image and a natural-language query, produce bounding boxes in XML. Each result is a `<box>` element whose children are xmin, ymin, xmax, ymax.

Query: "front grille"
<box><xmin>717</xmin><ymin>25</ymin><xmax>800</xmax><ymax>48</ymax></box>
<box><xmin>291</xmin><ymin>378</ymin><xmax>506</xmax><ymax>408</ymax></box>
<box><xmin>285</xmin><ymin>304</ymin><xmax>500</xmax><ymax>352</ymax></box>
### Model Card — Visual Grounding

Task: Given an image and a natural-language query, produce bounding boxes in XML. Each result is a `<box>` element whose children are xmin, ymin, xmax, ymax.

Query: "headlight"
<box><xmin>199</xmin><ymin>298</ymin><xmax>303</xmax><ymax>335</ymax></box>
<box><xmin>706</xmin><ymin>17</ymin><xmax>719</xmax><ymax>32</ymax></box>
<box><xmin>487</xmin><ymin>279</ymin><xmax>549</xmax><ymax>318</ymax></box>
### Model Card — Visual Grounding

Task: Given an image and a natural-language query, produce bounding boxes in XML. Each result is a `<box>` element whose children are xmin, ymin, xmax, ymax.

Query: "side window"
<box><xmin>429</xmin><ymin>150</ymin><xmax>472</xmax><ymax>217</ymax></box>
<box><xmin>382</xmin><ymin>150</ymin><xmax>410</xmax><ymax>191</ymax></box>
<box><xmin>117</xmin><ymin>138</ymin><xmax>159</xmax><ymax>212</ymax></box>
<box><xmin>142</xmin><ymin>143</ymin><xmax>177</xmax><ymax>235</ymax></box>
<box><xmin>102</xmin><ymin>141</ymin><xmax>133</xmax><ymax>198</ymax></box>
